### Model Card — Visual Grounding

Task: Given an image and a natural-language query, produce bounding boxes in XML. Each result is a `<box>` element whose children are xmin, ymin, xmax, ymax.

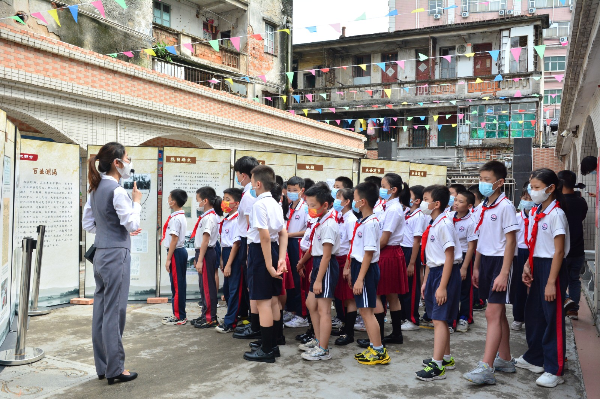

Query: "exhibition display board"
<box><xmin>235</xmin><ymin>151</ymin><xmax>297</xmax><ymax>181</ymax></box>
<box><xmin>296</xmin><ymin>155</ymin><xmax>357</xmax><ymax>188</ymax></box>
<box><xmin>160</xmin><ymin>147</ymin><xmax>231</xmax><ymax>298</ymax></box>
<box><xmin>85</xmin><ymin>146</ymin><xmax>160</xmax><ymax>300</ymax></box>
<box><xmin>407</xmin><ymin>163</ymin><xmax>448</xmax><ymax>186</ymax></box>
<box><xmin>17</xmin><ymin>140</ymin><xmax>80</xmax><ymax>306</ymax></box>
<box><xmin>0</xmin><ymin>114</ymin><xmax>11</xmax><ymax>345</ymax></box>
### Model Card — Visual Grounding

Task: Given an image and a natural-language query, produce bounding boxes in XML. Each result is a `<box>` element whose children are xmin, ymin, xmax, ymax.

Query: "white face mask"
<box><xmin>116</xmin><ymin>159</ymin><xmax>133</xmax><ymax>179</ymax></box>
<box><xmin>420</xmin><ymin>201</ymin><xmax>434</xmax><ymax>216</ymax></box>
<box><xmin>530</xmin><ymin>185</ymin><xmax>553</xmax><ymax>204</ymax></box>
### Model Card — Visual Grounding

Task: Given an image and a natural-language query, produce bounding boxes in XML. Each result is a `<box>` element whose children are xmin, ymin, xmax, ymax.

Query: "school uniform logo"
<box><xmin>295</xmin><ymin>215</ymin><xmax>300</xmax><ymax>220</ymax></box>
<box><xmin>357</xmin><ymin>232</ymin><xmax>363</xmax><ymax>238</ymax></box>
<box><xmin>459</xmin><ymin>226</ymin><xmax>465</xmax><ymax>232</ymax></box>
<box><xmin>430</xmin><ymin>235</ymin><xmax>435</xmax><ymax>242</ymax></box>
<box><xmin>225</xmin><ymin>229</ymin><xmax>230</xmax><ymax>234</ymax></box>
<box><xmin>541</xmin><ymin>223</ymin><xmax>548</xmax><ymax>230</ymax></box>
<box><xmin>490</xmin><ymin>214</ymin><xmax>498</xmax><ymax>221</ymax></box>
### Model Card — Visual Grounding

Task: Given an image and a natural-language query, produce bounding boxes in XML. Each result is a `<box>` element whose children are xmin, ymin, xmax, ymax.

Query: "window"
<box><xmin>509</xmin><ymin>103</ymin><xmax>537</xmax><ymax>138</ymax></box>
<box><xmin>203</xmin><ymin>22</ymin><xmax>218</xmax><ymax>41</ymax></box>
<box><xmin>304</xmin><ymin>73</ymin><xmax>316</xmax><ymax>89</ymax></box>
<box><xmin>264</xmin><ymin>23</ymin><xmax>276</xmax><ymax>54</ymax></box>
<box><xmin>470</xmin><ymin>103</ymin><xmax>537</xmax><ymax>139</ymax></box>
<box><xmin>509</xmin><ymin>36</ymin><xmax>528</xmax><ymax>73</ymax></box>
<box><xmin>463</xmin><ymin>0</ymin><xmax>507</xmax><ymax>12</ymax></box>
<box><xmin>353</xmin><ymin>55</ymin><xmax>372</xmax><ymax>84</ymax></box>
<box><xmin>544</xmin><ymin>56</ymin><xmax>566</xmax><ymax>71</ymax></box>
<box><xmin>544</xmin><ymin>89</ymin><xmax>562</xmax><ymax>104</ymax></box>
<box><xmin>439</xmin><ymin>47</ymin><xmax>456</xmax><ymax>78</ymax></box>
<box><xmin>153</xmin><ymin>1</ymin><xmax>170</xmax><ymax>27</ymax></box>
<box><xmin>429</xmin><ymin>0</ymin><xmax>443</xmax><ymax>15</ymax></box>
<box><xmin>543</xmin><ymin>22</ymin><xmax>570</xmax><ymax>38</ymax></box>
<box><xmin>534</xmin><ymin>0</ymin><xmax>569</xmax><ymax>7</ymax></box>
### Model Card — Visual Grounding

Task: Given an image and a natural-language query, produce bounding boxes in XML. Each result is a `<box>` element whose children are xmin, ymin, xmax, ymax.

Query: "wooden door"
<box><xmin>416</xmin><ymin>49</ymin><xmax>430</xmax><ymax>81</ymax></box>
<box><xmin>473</xmin><ymin>43</ymin><xmax>493</xmax><ymax>76</ymax></box>
<box><xmin>381</xmin><ymin>53</ymin><xmax>398</xmax><ymax>83</ymax></box>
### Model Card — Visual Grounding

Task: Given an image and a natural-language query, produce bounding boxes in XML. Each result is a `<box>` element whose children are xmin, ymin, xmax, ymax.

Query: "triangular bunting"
<box><xmin>412</xmin><ymin>8</ymin><xmax>425</xmax><ymax>13</ymax></box>
<box><xmin>47</xmin><ymin>9</ymin><xmax>60</xmax><ymax>26</ymax></box>
<box><xmin>450</xmin><ymin>101</ymin><xmax>456</xmax><ymax>105</ymax></box>
<box><xmin>309</xmin><ymin>69</ymin><xmax>316</xmax><ymax>75</ymax></box>
<box><xmin>464</xmin><ymin>53</ymin><xmax>475</xmax><ymax>57</ymax></box>
<box><xmin>402</xmin><ymin>126</ymin><xmax>407</xmax><ymax>132</ymax></box>
<box><xmin>386</xmin><ymin>10</ymin><xmax>398</xmax><ymax>16</ymax></box>
<box><xmin>396</xmin><ymin>60</ymin><xmax>405</xmax><ymax>69</ymax></box>
<box><xmin>335</xmin><ymin>120</ymin><xmax>341</xmax><ymax>125</ymax></box>
<box><xmin>114</xmin><ymin>0</ymin><xmax>128</xmax><ymax>9</ymax></box>
<box><xmin>123</xmin><ymin>51</ymin><xmax>134</xmax><ymax>58</ymax></box>
<box><xmin>494</xmin><ymin>74</ymin><xmax>503</xmax><ymax>81</ymax></box>
<box><xmin>277</xmin><ymin>29</ymin><xmax>290</xmax><ymax>34</ymax></box>
<box><xmin>303</xmin><ymin>109</ymin><xmax>308</xmax><ymax>116</ymax></box>
<box><xmin>293</xmin><ymin>95</ymin><xmax>301</xmax><ymax>103</ymax></box>
<box><xmin>306</xmin><ymin>94</ymin><xmax>313</xmax><ymax>102</ymax></box>
<box><xmin>555</xmin><ymin>74</ymin><xmax>564</xmax><ymax>82</ymax></box>
<box><xmin>531</xmin><ymin>120</ymin><xmax>537</xmax><ymax>126</ymax></box>
<box><xmin>225</xmin><ymin>78</ymin><xmax>234</xmax><ymax>85</ymax></box>
<box><xmin>330</xmin><ymin>23</ymin><xmax>341</xmax><ymax>33</ymax></box>
<box><xmin>91</xmin><ymin>1</ymin><xmax>106</xmax><ymax>18</ymax></box>
<box><xmin>286</xmin><ymin>72</ymin><xmax>294</xmax><ymax>84</ymax></box>
<box><xmin>384</xmin><ymin>89</ymin><xmax>391</xmax><ymax>98</ymax></box>
<box><xmin>252</xmin><ymin>34</ymin><xmax>263</xmax><ymax>40</ymax></box>
<box><xmin>433</xmin><ymin>115</ymin><xmax>439</xmax><ymax>121</ymax></box>
<box><xmin>534</xmin><ymin>45</ymin><xmax>546</xmax><ymax>59</ymax></box>
<box><xmin>487</xmin><ymin>50</ymin><xmax>499</xmax><ymax>61</ymax></box>
<box><xmin>418</xmin><ymin>53</ymin><xmax>428</xmax><ymax>61</ymax></box>
<box><xmin>209</xmin><ymin>40</ymin><xmax>219</xmax><ymax>51</ymax></box>
<box><xmin>258</xmin><ymin>75</ymin><xmax>267</xmax><ymax>83</ymax></box>
<box><xmin>143</xmin><ymin>48</ymin><xmax>156</xmax><ymax>56</ymax></box>
<box><xmin>230</xmin><ymin>37</ymin><xmax>241</xmax><ymax>51</ymax></box>
<box><xmin>355</xmin><ymin>12</ymin><xmax>366</xmax><ymax>21</ymax></box>
<box><xmin>282</xmin><ymin>95</ymin><xmax>287</xmax><ymax>103</ymax></box>
<box><xmin>442</xmin><ymin>55</ymin><xmax>452</xmax><ymax>63</ymax></box>
<box><xmin>359</xmin><ymin>64</ymin><xmax>367</xmax><ymax>71</ymax></box>
<box><xmin>510</xmin><ymin>47</ymin><xmax>522</xmax><ymax>62</ymax></box>
<box><xmin>11</xmin><ymin>15</ymin><xmax>25</xmax><ymax>24</ymax></box>
<box><xmin>31</xmin><ymin>12</ymin><xmax>48</xmax><ymax>24</ymax></box>
<box><xmin>320</xmin><ymin>93</ymin><xmax>327</xmax><ymax>99</ymax></box>
<box><xmin>329</xmin><ymin>108</ymin><xmax>336</xmax><ymax>113</ymax></box>
<box><xmin>475</xmin><ymin>78</ymin><xmax>483</xmax><ymax>83</ymax></box>
<box><xmin>306</xmin><ymin>26</ymin><xmax>317</xmax><ymax>33</ymax></box>
<box><xmin>68</xmin><ymin>5</ymin><xmax>79</xmax><ymax>23</ymax></box>
<box><xmin>182</xmin><ymin>43</ymin><xmax>193</xmax><ymax>52</ymax></box>
<box><xmin>375</xmin><ymin>62</ymin><xmax>386</xmax><ymax>71</ymax></box>
<box><xmin>458</xmin><ymin>114</ymin><xmax>464</xmax><ymax>120</ymax></box>
<box><xmin>514</xmin><ymin>90</ymin><xmax>522</xmax><ymax>97</ymax></box>
<box><xmin>166</xmin><ymin>46</ymin><xmax>177</xmax><ymax>54</ymax></box>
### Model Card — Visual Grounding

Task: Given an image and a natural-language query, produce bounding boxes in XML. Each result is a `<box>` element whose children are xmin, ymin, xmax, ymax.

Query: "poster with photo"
<box><xmin>85</xmin><ymin>146</ymin><xmax>159</xmax><ymax>300</ymax></box>
<box><xmin>17</xmin><ymin>139</ymin><xmax>80</xmax><ymax>306</ymax></box>
<box><xmin>160</xmin><ymin>148</ymin><xmax>231</xmax><ymax>298</ymax></box>
<box><xmin>296</xmin><ymin>155</ymin><xmax>357</xmax><ymax>186</ymax></box>
<box><xmin>235</xmin><ymin>151</ymin><xmax>297</xmax><ymax>181</ymax></box>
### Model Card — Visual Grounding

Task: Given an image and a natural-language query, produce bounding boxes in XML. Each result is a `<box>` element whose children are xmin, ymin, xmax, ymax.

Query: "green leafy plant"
<box><xmin>155</xmin><ymin>42</ymin><xmax>173</xmax><ymax>63</ymax></box>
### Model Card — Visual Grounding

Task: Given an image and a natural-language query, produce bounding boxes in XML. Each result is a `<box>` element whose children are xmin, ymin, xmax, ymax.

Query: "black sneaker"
<box><xmin>243</xmin><ymin>348</ymin><xmax>275</xmax><ymax>363</ymax></box>
<box><xmin>357</xmin><ymin>338</ymin><xmax>370</xmax><ymax>348</ymax></box>
<box><xmin>422</xmin><ymin>357</ymin><xmax>455</xmax><ymax>370</ymax></box>
<box><xmin>233</xmin><ymin>327</ymin><xmax>261</xmax><ymax>339</ymax></box>
<box><xmin>415</xmin><ymin>361</ymin><xmax>446</xmax><ymax>381</ymax></box>
<box><xmin>473</xmin><ymin>301</ymin><xmax>487</xmax><ymax>312</ymax></box>
<box><xmin>299</xmin><ymin>335</ymin><xmax>314</xmax><ymax>344</ymax></box>
<box><xmin>195</xmin><ymin>320</ymin><xmax>219</xmax><ymax>329</ymax></box>
<box><xmin>335</xmin><ymin>334</ymin><xmax>354</xmax><ymax>346</ymax></box>
<box><xmin>382</xmin><ymin>332</ymin><xmax>404</xmax><ymax>345</ymax></box>
<box><xmin>234</xmin><ymin>324</ymin><xmax>249</xmax><ymax>333</ymax></box>
<box><xmin>190</xmin><ymin>317</ymin><xmax>206</xmax><ymax>326</ymax></box>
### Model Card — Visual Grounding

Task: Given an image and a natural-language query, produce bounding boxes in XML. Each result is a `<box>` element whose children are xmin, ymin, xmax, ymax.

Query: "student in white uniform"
<box><xmin>517</xmin><ymin>169</ymin><xmax>570</xmax><ymax>388</ymax></box>
<box><xmin>364</xmin><ymin>176</ymin><xmax>386</xmax><ymax>218</ymax></box>
<box><xmin>464</xmin><ymin>161</ymin><xmax>519</xmax><ymax>385</ymax></box>
<box><xmin>399</xmin><ymin>185</ymin><xmax>428</xmax><ymax>331</ymax></box>
<box><xmin>297</xmin><ymin>184</ymin><xmax>340</xmax><ymax>361</ymax></box>
<box><xmin>192</xmin><ymin>187</ymin><xmax>222</xmax><ymax>329</ymax></box>
<box><xmin>510</xmin><ymin>182</ymin><xmax>535</xmax><ymax>332</ymax></box>
<box><xmin>415</xmin><ymin>185</ymin><xmax>463</xmax><ymax>381</ymax></box>
<box><xmin>232</xmin><ymin>156</ymin><xmax>260</xmax><ymax>340</ymax></box>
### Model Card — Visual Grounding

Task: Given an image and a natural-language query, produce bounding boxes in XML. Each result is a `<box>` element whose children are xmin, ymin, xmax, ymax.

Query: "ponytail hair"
<box><xmin>197</xmin><ymin>186</ymin><xmax>223</xmax><ymax>216</ymax></box>
<box><xmin>530</xmin><ymin>168</ymin><xmax>568</xmax><ymax>213</ymax></box>
<box><xmin>383</xmin><ymin>173</ymin><xmax>409</xmax><ymax>202</ymax></box>
<box><xmin>88</xmin><ymin>142</ymin><xmax>125</xmax><ymax>193</ymax></box>
<box><xmin>270</xmin><ymin>183</ymin><xmax>289</xmax><ymax>220</ymax></box>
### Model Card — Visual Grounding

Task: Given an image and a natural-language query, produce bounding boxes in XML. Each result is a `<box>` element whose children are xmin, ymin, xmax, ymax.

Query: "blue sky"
<box><xmin>293</xmin><ymin>0</ymin><xmax>391</xmax><ymax>44</ymax></box>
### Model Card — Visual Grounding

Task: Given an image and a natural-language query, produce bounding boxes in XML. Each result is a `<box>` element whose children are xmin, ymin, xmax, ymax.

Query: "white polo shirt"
<box><xmin>516</xmin><ymin>210</ymin><xmax>529</xmax><ymax>250</ymax></box>
<box><xmin>286</xmin><ymin>198</ymin><xmax>308</xmax><ymax>234</ymax></box>
<box><xmin>401</xmin><ymin>209</ymin><xmax>427</xmax><ymax>247</ymax></box>
<box><xmin>475</xmin><ymin>193</ymin><xmax>519</xmax><ymax>257</ymax></box>
<box><xmin>337</xmin><ymin>209</ymin><xmax>357</xmax><ymax>256</ymax></box>
<box><xmin>220</xmin><ymin>211</ymin><xmax>241</xmax><ymax>248</ymax></box>
<box><xmin>238</xmin><ymin>182</ymin><xmax>256</xmax><ymax>239</ymax></box>
<box><xmin>425</xmin><ymin>213</ymin><xmax>463</xmax><ymax>268</ymax></box>
<box><xmin>527</xmin><ymin>200</ymin><xmax>570</xmax><ymax>259</ymax></box>
<box><xmin>162</xmin><ymin>211</ymin><xmax>187</xmax><ymax>249</ymax></box>
<box><xmin>451</xmin><ymin>211</ymin><xmax>478</xmax><ymax>253</ymax></box>
<box><xmin>248</xmin><ymin>192</ymin><xmax>284</xmax><ymax>244</ymax></box>
<box><xmin>310</xmin><ymin>210</ymin><xmax>340</xmax><ymax>256</ymax></box>
<box><xmin>299</xmin><ymin>216</ymin><xmax>317</xmax><ymax>252</ymax></box>
<box><xmin>380</xmin><ymin>197</ymin><xmax>407</xmax><ymax>246</ymax></box>
<box><xmin>194</xmin><ymin>210</ymin><xmax>219</xmax><ymax>248</ymax></box>
<box><xmin>374</xmin><ymin>198</ymin><xmax>386</xmax><ymax>220</ymax></box>
<box><xmin>350</xmin><ymin>214</ymin><xmax>381</xmax><ymax>263</ymax></box>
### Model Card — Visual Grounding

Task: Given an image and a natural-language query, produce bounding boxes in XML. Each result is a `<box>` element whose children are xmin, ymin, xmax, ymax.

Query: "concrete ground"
<box><xmin>2</xmin><ymin>301</ymin><xmax>586</xmax><ymax>399</ymax></box>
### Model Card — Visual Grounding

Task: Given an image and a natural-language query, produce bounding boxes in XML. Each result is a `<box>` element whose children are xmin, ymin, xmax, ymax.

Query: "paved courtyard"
<box><xmin>0</xmin><ymin>301</ymin><xmax>586</xmax><ymax>399</ymax></box>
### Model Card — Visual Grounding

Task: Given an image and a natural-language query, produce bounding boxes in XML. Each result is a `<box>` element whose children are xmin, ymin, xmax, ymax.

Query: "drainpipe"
<box><xmin>287</xmin><ymin>16</ymin><xmax>293</xmax><ymax>110</ymax></box>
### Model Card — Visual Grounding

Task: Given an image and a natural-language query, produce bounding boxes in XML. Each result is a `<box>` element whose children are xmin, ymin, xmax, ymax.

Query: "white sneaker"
<box><xmin>401</xmin><ymin>320</ymin><xmax>420</xmax><ymax>331</ymax></box>
<box><xmin>514</xmin><ymin>355</ymin><xmax>545</xmax><ymax>373</ymax></box>
<box><xmin>284</xmin><ymin>315</ymin><xmax>309</xmax><ymax>328</ymax></box>
<box><xmin>301</xmin><ymin>347</ymin><xmax>332</xmax><ymax>361</ymax></box>
<box><xmin>298</xmin><ymin>338</ymin><xmax>319</xmax><ymax>351</ymax></box>
<box><xmin>331</xmin><ymin>317</ymin><xmax>343</xmax><ymax>329</ymax></box>
<box><xmin>536</xmin><ymin>372</ymin><xmax>564</xmax><ymax>388</ymax></box>
<box><xmin>456</xmin><ymin>319</ymin><xmax>469</xmax><ymax>333</ymax></box>
<box><xmin>511</xmin><ymin>321</ymin><xmax>524</xmax><ymax>331</ymax></box>
<box><xmin>283</xmin><ymin>311</ymin><xmax>294</xmax><ymax>323</ymax></box>
<box><xmin>354</xmin><ymin>317</ymin><xmax>366</xmax><ymax>332</ymax></box>
<box><xmin>448</xmin><ymin>326</ymin><xmax>455</xmax><ymax>334</ymax></box>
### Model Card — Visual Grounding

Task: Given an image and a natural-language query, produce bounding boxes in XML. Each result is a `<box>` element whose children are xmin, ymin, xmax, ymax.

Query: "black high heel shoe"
<box><xmin>107</xmin><ymin>371</ymin><xmax>138</xmax><ymax>385</ymax></box>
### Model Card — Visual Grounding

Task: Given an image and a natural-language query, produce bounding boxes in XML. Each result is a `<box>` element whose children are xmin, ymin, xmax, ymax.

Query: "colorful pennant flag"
<box><xmin>292</xmin><ymin>95</ymin><xmax>301</xmax><ymax>103</ymax></box>
<box><xmin>306</xmin><ymin>26</ymin><xmax>317</xmax><ymax>33</ymax></box>
<box><xmin>166</xmin><ymin>46</ymin><xmax>177</xmax><ymax>54</ymax></box>
<box><xmin>286</xmin><ymin>72</ymin><xmax>294</xmax><ymax>84</ymax></box>
<box><xmin>555</xmin><ymin>74</ymin><xmax>564</xmax><ymax>82</ymax></box>
<box><xmin>68</xmin><ymin>5</ymin><xmax>79</xmax><ymax>22</ymax></box>
<box><xmin>277</xmin><ymin>29</ymin><xmax>290</xmax><ymax>34</ymax></box>
<box><xmin>514</xmin><ymin>90</ymin><xmax>522</xmax><ymax>97</ymax></box>
<box><xmin>487</xmin><ymin>50</ymin><xmax>499</xmax><ymax>61</ymax></box>
<box><xmin>375</xmin><ymin>62</ymin><xmax>386</xmax><ymax>71</ymax></box>
<box><xmin>123</xmin><ymin>51</ymin><xmax>134</xmax><ymax>58</ymax></box>
<box><xmin>48</xmin><ymin>9</ymin><xmax>60</xmax><ymax>26</ymax></box>
<box><xmin>321</xmin><ymin>68</ymin><xmax>330</xmax><ymax>73</ymax></box>
<box><xmin>359</xmin><ymin>64</ymin><xmax>367</xmax><ymax>71</ymax></box>
<box><xmin>306</xmin><ymin>94</ymin><xmax>313</xmax><ymax>102</ymax></box>
<box><xmin>386</xmin><ymin>10</ymin><xmax>398</xmax><ymax>16</ymax></box>
<box><xmin>402</xmin><ymin>126</ymin><xmax>408</xmax><ymax>132</ymax></box>
<box><xmin>309</xmin><ymin>69</ymin><xmax>316</xmax><ymax>75</ymax></box>
<box><xmin>252</xmin><ymin>34</ymin><xmax>263</xmax><ymax>40</ymax></box>
<box><xmin>330</xmin><ymin>23</ymin><xmax>341</xmax><ymax>33</ymax></box>
<box><xmin>396</xmin><ymin>60</ymin><xmax>405</xmax><ymax>69</ymax></box>
<box><xmin>534</xmin><ymin>45</ymin><xmax>546</xmax><ymax>58</ymax></box>
<box><xmin>303</xmin><ymin>109</ymin><xmax>308</xmax><ymax>116</ymax></box>
<box><xmin>442</xmin><ymin>55</ymin><xmax>452</xmax><ymax>63</ymax></box>
<box><xmin>143</xmin><ymin>48</ymin><xmax>156</xmax><ymax>56</ymax></box>
<box><xmin>258</xmin><ymin>75</ymin><xmax>267</xmax><ymax>83</ymax></box>
<box><xmin>494</xmin><ymin>74</ymin><xmax>503</xmax><ymax>81</ymax></box>
<box><xmin>384</xmin><ymin>89</ymin><xmax>391</xmax><ymax>98</ymax></box>
<box><xmin>464</xmin><ymin>53</ymin><xmax>475</xmax><ymax>57</ymax></box>
<box><xmin>31</xmin><ymin>12</ymin><xmax>47</xmax><ymax>24</ymax></box>
<box><xmin>412</xmin><ymin>8</ymin><xmax>425</xmax><ymax>13</ymax></box>
<box><xmin>355</xmin><ymin>12</ymin><xmax>366</xmax><ymax>21</ymax></box>
<box><xmin>91</xmin><ymin>1</ymin><xmax>106</xmax><ymax>18</ymax></box>
<box><xmin>281</xmin><ymin>95</ymin><xmax>287</xmax><ymax>103</ymax></box>
<box><xmin>366</xmin><ymin>90</ymin><xmax>373</xmax><ymax>96</ymax></box>
<box><xmin>475</xmin><ymin>78</ymin><xmax>483</xmax><ymax>83</ymax></box>
<box><xmin>320</xmin><ymin>93</ymin><xmax>327</xmax><ymax>99</ymax></box>
<box><xmin>182</xmin><ymin>43</ymin><xmax>193</xmax><ymax>52</ymax></box>
<box><xmin>433</xmin><ymin>115</ymin><xmax>439</xmax><ymax>121</ymax></box>
<box><xmin>11</xmin><ymin>15</ymin><xmax>25</xmax><ymax>24</ymax></box>
<box><xmin>418</xmin><ymin>53</ymin><xmax>428</xmax><ymax>61</ymax></box>
<box><xmin>510</xmin><ymin>47</ymin><xmax>522</xmax><ymax>62</ymax></box>
<box><xmin>209</xmin><ymin>40</ymin><xmax>219</xmax><ymax>51</ymax></box>
<box><xmin>225</xmin><ymin>78</ymin><xmax>233</xmax><ymax>85</ymax></box>
<box><xmin>289</xmin><ymin>110</ymin><xmax>295</xmax><ymax>115</ymax></box>
<box><xmin>230</xmin><ymin>37</ymin><xmax>241</xmax><ymax>51</ymax></box>
<box><xmin>114</xmin><ymin>0</ymin><xmax>128</xmax><ymax>9</ymax></box>
<box><xmin>329</xmin><ymin>108</ymin><xmax>336</xmax><ymax>113</ymax></box>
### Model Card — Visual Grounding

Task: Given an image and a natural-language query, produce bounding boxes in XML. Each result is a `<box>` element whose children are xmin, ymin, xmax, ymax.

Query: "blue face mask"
<box><xmin>352</xmin><ymin>200</ymin><xmax>359</xmax><ymax>213</ymax></box>
<box><xmin>409</xmin><ymin>199</ymin><xmax>414</xmax><ymax>207</ymax></box>
<box><xmin>287</xmin><ymin>192</ymin><xmax>299</xmax><ymax>202</ymax></box>
<box><xmin>448</xmin><ymin>195</ymin><xmax>455</xmax><ymax>207</ymax></box>
<box><xmin>333</xmin><ymin>199</ymin><xmax>344</xmax><ymax>212</ymax></box>
<box><xmin>527</xmin><ymin>183</ymin><xmax>532</xmax><ymax>195</ymax></box>
<box><xmin>479</xmin><ymin>181</ymin><xmax>497</xmax><ymax>198</ymax></box>
<box><xmin>236</xmin><ymin>174</ymin><xmax>243</xmax><ymax>186</ymax></box>
<box><xmin>379</xmin><ymin>187</ymin><xmax>391</xmax><ymax>201</ymax></box>
<box><xmin>519</xmin><ymin>200</ymin><xmax>535</xmax><ymax>211</ymax></box>
<box><xmin>305</xmin><ymin>206</ymin><xmax>309</xmax><ymax>214</ymax></box>
<box><xmin>592</xmin><ymin>170</ymin><xmax>598</xmax><ymax>175</ymax></box>
<box><xmin>249</xmin><ymin>188</ymin><xmax>257</xmax><ymax>198</ymax></box>
<box><xmin>331</xmin><ymin>188</ymin><xmax>339</xmax><ymax>198</ymax></box>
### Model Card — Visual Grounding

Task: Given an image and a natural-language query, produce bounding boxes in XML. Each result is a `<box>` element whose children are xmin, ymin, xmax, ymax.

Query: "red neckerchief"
<box><xmin>191</xmin><ymin>210</ymin><xmax>216</xmax><ymax>239</ymax></box>
<box><xmin>421</xmin><ymin>215</ymin><xmax>447</xmax><ymax>264</ymax></box>
<box><xmin>346</xmin><ymin>214</ymin><xmax>378</xmax><ymax>263</ymax></box>
<box><xmin>336</xmin><ymin>212</ymin><xmax>344</xmax><ymax>224</ymax></box>
<box><xmin>375</xmin><ymin>199</ymin><xmax>386</xmax><ymax>211</ymax></box>
<box><xmin>220</xmin><ymin>212</ymin><xmax>239</xmax><ymax>236</ymax></box>
<box><xmin>527</xmin><ymin>201</ymin><xmax>560</xmax><ymax>273</ymax></box>
<box><xmin>308</xmin><ymin>211</ymin><xmax>337</xmax><ymax>254</ymax></box>
<box><xmin>286</xmin><ymin>199</ymin><xmax>304</xmax><ymax>231</ymax></box>
<box><xmin>161</xmin><ymin>211</ymin><xmax>185</xmax><ymax>244</ymax></box>
<box><xmin>474</xmin><ymin>194</ymin><xmax>507</xmax><ymax>233</ymax></box>
<box><xmin>452</xmin><ymin>211</ymin><xmax>470</xmax><ymax>224</ymax></box>
<box><xmin>405</xmin><ymin>209</ymin><xmax>422</xmax><ymax>221</ymax></box>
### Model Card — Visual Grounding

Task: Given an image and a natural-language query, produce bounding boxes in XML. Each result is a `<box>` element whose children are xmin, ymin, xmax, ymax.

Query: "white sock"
<box><xmin>433</xmin><ymin>359</ymin><xmax>443</xmax><ymax>368</ymax></box>
<box><xmin>443</xmin><ymin>354</ymin><xmax>452</xmax><ymax>361</ymax></box>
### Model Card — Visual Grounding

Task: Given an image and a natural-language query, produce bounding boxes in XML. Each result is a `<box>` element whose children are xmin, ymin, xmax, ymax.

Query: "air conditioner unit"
<box><xmin>506</xmin><ymin>9</ymin><xmax>514</xmax><ymax>15</ymax></box>
<box><xmin>569</xmin><ymin>5</ymin><xmax>573</xmax><ymax>11</ymax></box>
<box><xmin>434</xmin><ymin>13</ymin><xmax>442</xmax><ymax>19</ymax></box>
<box><xmin>528</xmin><ymin>7</ymin><xmax>536</xmax><ymax>13</ymax></box>
<box><xmin>461</xmin><ymin>11</ymin><xmax>469</xmax><ymax>18</ymax></box>
<box><xmin>456</xmin><ymin>43</ymin><xmax>472</xmax><ymax>55</ymax></box>
<box><xmin>560</xmin><ymin>36</ymin><xmax>568</xmax><ymax>43</ymax></box>
<box><xmin>499</xmin><ymin>9</ymin><xmax>505</xmax><ymax>16</ymax></box>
